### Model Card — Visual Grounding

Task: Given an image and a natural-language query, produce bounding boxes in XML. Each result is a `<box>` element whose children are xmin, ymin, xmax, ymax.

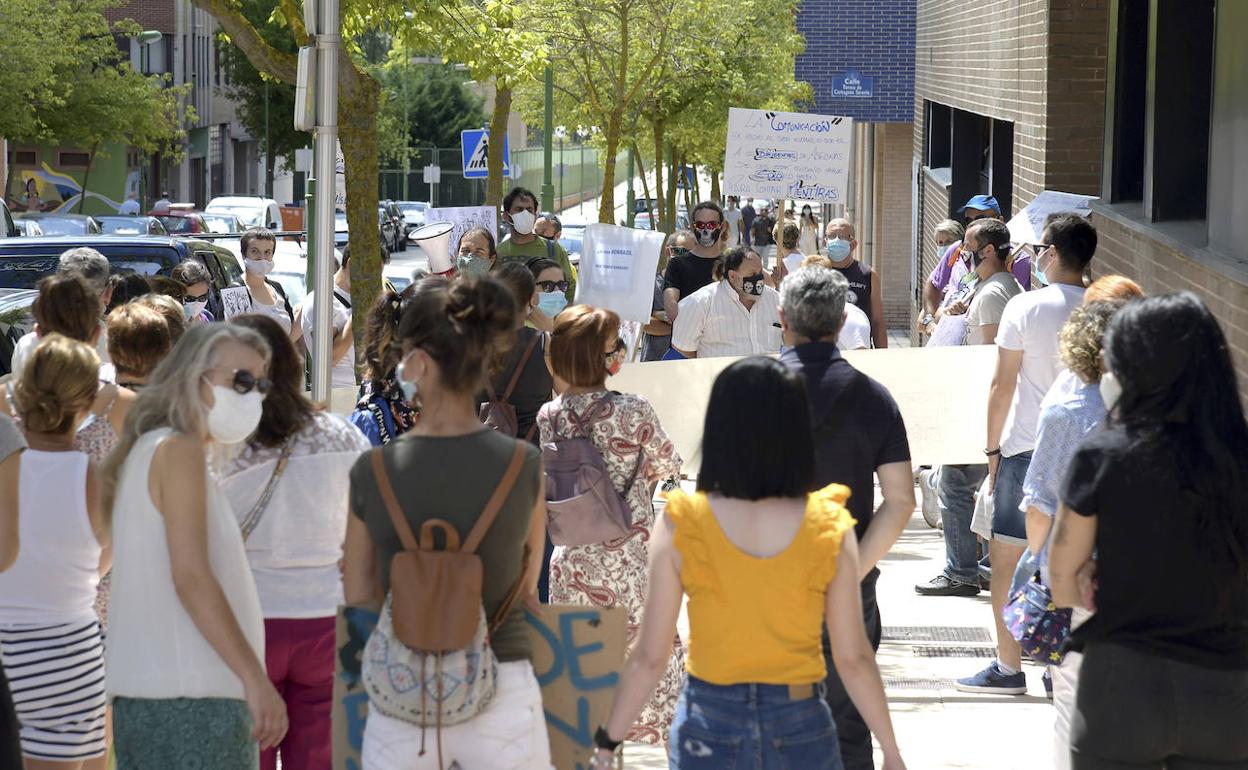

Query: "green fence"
<box><xmin>379</xmin><ymin>145</ymin><xmax>626</xmax><ymax>212</ymax></box>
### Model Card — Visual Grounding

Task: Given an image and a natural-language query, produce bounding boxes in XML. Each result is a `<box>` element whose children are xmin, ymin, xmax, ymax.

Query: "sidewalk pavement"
<box><xmin>618</xmin><ymin>485</ymin><xmax>1057</xmax><ymax>769</ymax></box>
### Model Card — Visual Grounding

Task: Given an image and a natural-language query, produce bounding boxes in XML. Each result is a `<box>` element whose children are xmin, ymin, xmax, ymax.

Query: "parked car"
<box><xmin>632</xmin><ymin>208</ymin><xmax>689</xmax><ymax>232</ymax></box>
<box><xmin>0</xmin><ymin>287</ymin><xmax>38</xmax><ymax>376</ymax></box>
<box><xmin>0</xmin><ymin>201</ymin><xmax>16</xmax><ymax>238</ymax></box>
<box><xmin>394</xmin><ymin>200</ymin><xmax>427</xmax><ymax>230</ymax></box>
<box><xmin>97</xmin><ymin>215</ymin><xmax>169</xmax><ymax>236</ymax></box>
<box><xmin>206</xmin><ymin>195</ymin><xmax>282</xmax><ymax>230</ymax></box>
<box><xmin>0</xmin><ymin>236</ymin><xmax>243</xmax><ymax>322</ymax></box>
<box><xmin>201</xmin><ymin>211</ymin><xmax>244</xmax><ymax>234</ymax></box>
<box><xmin>558</xmin><ymin>223</ymin><xmax>585</xmax><ymax>266</ymax></box>
<box><xmin>15</xmin><ymin>213</ymin><xmax>102</xmax><ymax>235</ymax></box>
<box><xmin>13</xmin><ymin>220</ymin><xmax>43</xmax><ymax>237</ymax></box>
<box><xmin>334</xmin><ymin>210</ymin><xmax>349</xmax><ymax>249</ymax></box>
<box><xmin>152</xmin><ymin>209</ymin><xmax>210</xmax><ymax>235</ymax></box>
<box><xmin>378</xmin><ymin>205</ymin><xmax>402</xmax><ymax>253</ymax></box>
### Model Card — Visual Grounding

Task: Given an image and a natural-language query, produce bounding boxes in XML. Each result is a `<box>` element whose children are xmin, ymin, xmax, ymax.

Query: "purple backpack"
<box><xmin>542</xmin><ymin>396</ymin><xmax>643</xmax><ymax>546</ymax></box>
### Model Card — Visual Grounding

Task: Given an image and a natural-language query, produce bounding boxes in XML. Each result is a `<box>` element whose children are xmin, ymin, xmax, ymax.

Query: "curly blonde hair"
<box><xmin>1059</xmin><ymin>301</ymin><xmax>1121</xmax><ymax>383</ymax></box>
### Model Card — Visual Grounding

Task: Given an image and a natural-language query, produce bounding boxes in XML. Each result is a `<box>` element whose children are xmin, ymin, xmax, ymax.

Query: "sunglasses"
<box><xmin>965</xmin><ymin>212</ymin><xmax>995</xmax><ymax>223</ymax></box>
<box><xmin>692</xmin><ymin>221</ymin><xmax>721</xmax><ymax>231</ymax></box>
<box><xmin>208</xmin><ymin>367</ymin><xmax>272</xmax><ymax>396</ymax></box>
<box><xmin>603</xmin><ymin>337</ymin><xmax>626</xmax><ymax>360</ymax></box>
<box><xmin>183</xmin><ymin>292</ymin><xmax>210</xmax><ymax>304</ymax></box>
<box><xmin>536</xmin><ymin>279</ymin><xmax>569</xmax><ymax>293</ymax></box>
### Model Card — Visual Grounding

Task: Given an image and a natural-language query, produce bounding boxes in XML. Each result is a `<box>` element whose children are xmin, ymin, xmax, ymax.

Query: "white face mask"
<box><xmin>509</xmin><ymin>210</ymin><xmax>536</xmax><ymax>236</ymax></box>
<box><xmin>1098</xmin><ymin>370</ymin><xmax>1123</xmax><ymax>413</ymax></box>
<box><xmin>205</xmin><ymin>385</ymin><xmax>264</xmax><ymax>444</ymax></box>
<box><xmin>245</xmin><ymin>258</ymin><xmax>274</xmax><ymax>276</ymax></box>
<box><xmin>184</xmin><ymin>300</ymin><xmax>207</xmax><ymax>321</ymax></box>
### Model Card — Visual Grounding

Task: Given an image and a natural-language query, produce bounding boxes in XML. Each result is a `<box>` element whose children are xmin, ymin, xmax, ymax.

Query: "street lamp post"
<box><xmin>555</xmin><ymin>126</ymin><xmax>566</xmax><ymax>211</ymax></box>
<box><xmin>540</xmin><ymin>67</ymin><xmax>555</xmax><ymax>212</ymax></box>
<box><xmin>576</xmin><ymin>126</ymin><xmax>587</xmax><ymax>217</ymax></box>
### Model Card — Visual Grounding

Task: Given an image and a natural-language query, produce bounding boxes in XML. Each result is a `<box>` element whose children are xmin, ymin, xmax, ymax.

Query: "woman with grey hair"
<box><xmin>102</xmin><ymin>324</ymin><xmax>287</xmax><ymax>769</ymax></box>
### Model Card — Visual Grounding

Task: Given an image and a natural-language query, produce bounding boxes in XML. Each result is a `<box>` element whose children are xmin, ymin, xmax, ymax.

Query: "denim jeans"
<box><xmin>939</xmin><ymin>464</ymin><xmax>987</xmax><ymax>585</ymax></box>
<box><xmin>991</xmin><ymin>451</ymin><xmax>1033</xmax><ymax>546</ymax></box>
<box><xmin>669</xmin><ymin>676</ymin><xmax>842</xmax><ymax>770</ymax></box>
<box><xmin>821</xmin><ymin>571</ymin><xmax>882</xmax><ymax>770</ymax></box>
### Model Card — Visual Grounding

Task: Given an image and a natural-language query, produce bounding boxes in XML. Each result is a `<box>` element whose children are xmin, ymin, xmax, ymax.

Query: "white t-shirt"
<box><xmin>965</xmin><ymin>272</ymin><xmax>1022</xmax><ymax>346</ymax></box>
<box><xmin>299</xmin><ymin>288</ymin><xmax>355</xmax><ymax>389</ymax></box>
<box><xmin>838</xmin><ymin>304</ymin><xmax>872</xmax><ymax>350</ymax></box>
<box><xmin>995</xmin><ymin>283</ymin><xmax>1086</xmax><ymax>457</ymax></box>
<box><xmin>723</xmin><ymin>208</ymin><xmax>744</xmax><ymax>247</ymax></box>
<box><xmin>249</xmin><ymin>286</ymin><xmax>292</xmax><ymax>334</ymax></box>
<box><xmin>221</xmin><ymin>412</ymin><xmax>372</xmax><ymax>618</ymax></box>
<box><xmin>671</xmin><ymin>280</ymin><xmax>782</xmax><ymax>358</ymax></box>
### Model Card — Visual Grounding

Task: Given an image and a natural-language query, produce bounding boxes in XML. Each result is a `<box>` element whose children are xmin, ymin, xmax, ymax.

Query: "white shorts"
<box><xmin>363</xmin><ymin>660</ymin><xmax>554</xmax><ymax>770</ymax></box>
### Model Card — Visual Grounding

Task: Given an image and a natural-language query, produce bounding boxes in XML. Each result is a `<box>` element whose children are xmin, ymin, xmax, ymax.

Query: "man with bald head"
<box><xmin>824</xmin><ymin>218</ymin><xmax>887</xmax><ymax>348</ymax></box>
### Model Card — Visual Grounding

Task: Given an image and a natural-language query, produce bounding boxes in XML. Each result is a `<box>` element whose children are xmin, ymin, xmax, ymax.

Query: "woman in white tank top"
<box><xmin>0</xmin><ymin>335</ymin><xmax>111</xmax><ymax>769</ymax></box>
<box><xmin>101</xmin><ymin>324</ymin><xmax>288</xmax><ymax>770</ymax></box>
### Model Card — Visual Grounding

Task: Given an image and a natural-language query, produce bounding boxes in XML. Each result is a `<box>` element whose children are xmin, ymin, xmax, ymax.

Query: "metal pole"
<box><xmin>626</xmin><ymin>147</ymin><xmax>636</xmax><ymax>228</ymax></box>
<box><xmin>558</xmin><ymin>136</ymin><xmax>564</xmax><ymax>207</ymax></box>
<box><xmin>311</xmin><ymin>0</ymin><xmax>340</xmax><ymax>403</ymax></box>
<box><xmin>579</xmin><ymin>139</ymin><xmax>585</xmax><ymax>216</ymax></box>
<box><xmin>861</xmin><ymin>123</ymin><xmax>875</xmax><ymax>269</ymax></box>
<box><xmin>305</xmin><ymin>176</ymin><xmax>316</xmax><ymax>290</ymax></box>
<box><xmin>402</xmin><ymin>45</ymin><xmax>410</xmax><ymax>201</ymax></box>
<box><xmin>264</xmin><ymin>80</ymin><xmax>271</xmax><ymax>198</ymax></box>
<box><xmin>540</xmin><ymin>67</ymin><xmax>555</xmax><ymax>212</ymax></box>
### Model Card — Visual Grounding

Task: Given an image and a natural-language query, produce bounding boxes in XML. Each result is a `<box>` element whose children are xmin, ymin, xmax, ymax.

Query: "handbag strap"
<box><xmin>240</xmin><ymin>438</ymin><xmax>295</xmax><ymax>542</ymax></box>
<box><xmin>463</xmin><ymin>442</ymin><xmax>528</xmax><ymax>554</ymax></box>
<box><xmin>488</xmin><ymin>332</ymin><xmax>542</xmax><ymax>404</ymax></box>
<box><xmin>370</xmin><ymin>448</ymin><xmax>420</xmax><ymax>552</ymax></box>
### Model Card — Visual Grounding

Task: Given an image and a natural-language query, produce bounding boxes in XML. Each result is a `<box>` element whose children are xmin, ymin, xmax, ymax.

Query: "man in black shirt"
<box><xmin>662</xmin><ymin>201</ymin><xmax>725</xmax><ymax>325</ymax></box>
<box><xmin>778</xmin><ymin>266</ymin><xmax>915</xmax><ymax>770</ymax></box>
<box><xmin>741</xmin><ymin>198</ymin><xmax>757</xmax><ymax>245</ymax></box>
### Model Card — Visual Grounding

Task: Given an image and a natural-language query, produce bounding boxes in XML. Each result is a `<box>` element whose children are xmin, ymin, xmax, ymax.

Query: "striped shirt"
<box><xmin>671</xmin><ymin>280</ymin><xmax>782</xmax><ymax>358</ymax></box>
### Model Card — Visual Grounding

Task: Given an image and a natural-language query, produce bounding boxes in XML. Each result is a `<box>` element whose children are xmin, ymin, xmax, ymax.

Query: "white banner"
<box><xmin>573</xmin><ymin>224</ymin><xmax>665</xmax><ymax>325</ymax></box>
<box><xmin>723</xmin><ymin>108</ymin><xmax>853</xmax><ymax>203</ymax></box>
<box><xmin>424</xmin><ymin>206</ymin><xmax>498</xmax><ymax>270</ymax></box>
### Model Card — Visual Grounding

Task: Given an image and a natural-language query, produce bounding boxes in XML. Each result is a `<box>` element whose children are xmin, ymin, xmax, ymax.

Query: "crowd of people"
<box><xmin>0</xmin><ymin>183</ymin><xmax>1243</xmax><ymax>770</ymax></box>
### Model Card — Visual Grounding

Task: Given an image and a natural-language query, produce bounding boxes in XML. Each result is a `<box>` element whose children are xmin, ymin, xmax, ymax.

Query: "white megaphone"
<box><xmin>408</xmin><ymin>221</ymin><xmax>455</xmax><ymax>274</ymax></box>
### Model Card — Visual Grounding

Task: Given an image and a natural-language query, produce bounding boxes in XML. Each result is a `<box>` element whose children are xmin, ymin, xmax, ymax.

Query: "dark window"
<box><xmin>926</xmin><ymin>102</ymin><xmax>952</xmax><ymax>168</ymax></box>
<box><xmin>58</xmin><ymin>151</ymin><xmax>91</xmax><ymax>168</ymax></box>
<box><xmin>948</xmin><ymin>108</ymin><xmax>1014</xmax><ymax>218</ymax></box>
<box><xmin>11</xmin><ymin>149</ymin><xmax>37</xmax><ymax>166</ymax></box>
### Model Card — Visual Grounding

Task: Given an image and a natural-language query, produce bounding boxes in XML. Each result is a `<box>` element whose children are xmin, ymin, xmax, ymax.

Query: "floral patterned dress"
<box><xmin>537</xmin><ymin>390</ymin><xmax>685</xmax><ymax>744</ymax></box>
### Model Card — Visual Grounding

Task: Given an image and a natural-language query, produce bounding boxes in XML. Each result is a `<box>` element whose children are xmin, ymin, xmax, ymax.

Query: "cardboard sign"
<box><xmin>219</xmin><ymin>285</ymin><xmax>252</xmax><ymax>320</ymax></box>
<box><xmin>605</xmin><ymin>345</ymin><xmax>999</xmax><ymax>468</ymax></box>
<box><xmin>332</xmin><ymin>604</ymin><xmax>627</xmax><ymax>770</ymax></box>
<box><xmin>1006</xmin><ymin>190</ymin><xmax>1097</xmax><ymax>245</ymax></box>
<box><xmin>574</xmin><ymin>224</ymin><xmax>665</xmax><ymax>325</ymax></box>
<box><xmin>424</xmin><ymin>205</ymin><xmax>498</xmax><ymax>268</ymax></box>
<box><xmin>723</xmin><ymin>107</ymin><xmax>854</xmax><ymax>203</ymax></box>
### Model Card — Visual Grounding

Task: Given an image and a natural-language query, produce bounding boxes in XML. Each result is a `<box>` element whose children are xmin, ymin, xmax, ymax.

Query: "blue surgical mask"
<box><xmin>457</xmin><ymin>253</ymin><xmax>492</xmax><ymax>278</ymax></box>
<box><xmin>394</xmin><ymin>355</ymin><xmax>418</xmax><ymax>403</ymax></box>
<box><xmin>537</xmin><ymin>291</ymin><xmax>568</xmax><ymax>317</ymax></box>
<box><xmin>827</xmin><ymin>238</ymin><xmax>851</xmax><ymax>261</ymax></box>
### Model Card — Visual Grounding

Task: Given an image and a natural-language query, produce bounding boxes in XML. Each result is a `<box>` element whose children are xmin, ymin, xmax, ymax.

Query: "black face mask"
<box><xmin>739</xmin><ymin>273</ymin><xmax>766</xmax><ymax>296</ymax></box>
<box><xmin>695</xmin><ymin>227</ymin><xmax>721</xmax><ymax>247</ymax></box>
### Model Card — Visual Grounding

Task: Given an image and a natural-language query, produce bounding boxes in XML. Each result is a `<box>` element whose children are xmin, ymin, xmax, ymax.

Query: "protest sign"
<box><xmin>1006</xmin><ymin>190</ymin><xmax>1097</xmax><ymax>245</ymax></box>
<box><xmin>574</xmin><ymin>224</ymin><xmax>665</xmax><ymax>325</ymax></box>
<box><xmin>607</xmin><ymin>345</ymin><xmax>999</xmax><ymax>467</ymax></box>
<box><xmin>219</xmin><ymin>286</ymin><xmax>252</xmax><ymax>319</ymax></box>
<box><xmin>723</xmin><ymin>107</ymin><xmax>854</xmax><ymax>203</ymax></box>
<box><xmin>424</xmin><ymin>205</ymin><xmax>498</xmax><ymax>269</ymax></box>
<box><xmin>332</xmin><ymin>604</ymin><xmax>627</xmax><ymax>770</ymax></box>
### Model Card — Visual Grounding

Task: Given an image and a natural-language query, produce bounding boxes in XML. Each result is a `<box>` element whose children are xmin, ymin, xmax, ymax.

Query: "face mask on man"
<box><xmin>457</xmin><ymin>253</ymin><xmax>492</xmax><ymax>278</ymax></box>
<box><xmin>694</xmin><ymin>225</ymin><xmax>721</xmax><ymax>247</ymax></box>
<box><xmin>738</xmin><ymin>272</ymin><xmax>766</xmax><ymax>297</ymax></box>
<box><xmin>245</xmin><ymin>258</ymin><xmax>274</xmax><ymax>276</ymax></box>
<box><xmin>537</xmin><ymin>291</ymin><xmax>568</xmax><ymax>317</ymax></box>
<box><xmin>204</xmin><ymin>384</ymin><xmax>264</xmax><ymax>444</ymax></box>
<box><xmin>509</xmin><ymin>210</ymin><xmax>537</xmax><ymax>236</ymax></box>
<box><xmin>826</xmin><ymin>238</ymin><xmax>851</xmax><ymax>261</ymax></box>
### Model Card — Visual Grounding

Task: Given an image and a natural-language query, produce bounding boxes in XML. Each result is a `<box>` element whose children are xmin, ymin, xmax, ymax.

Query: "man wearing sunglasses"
<box><xmin>662</xmin><ymin>201</ymin><xmax>727</xmax><ymax>325</ymax></box>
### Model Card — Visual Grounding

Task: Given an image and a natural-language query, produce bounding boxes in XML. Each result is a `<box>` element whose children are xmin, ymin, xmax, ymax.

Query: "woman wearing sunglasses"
<box><xmin>102</xmin><ymin>324</ymin><xmax>288</xmax><ymax>769</ymax></box>
<box><xmin>525</xmin><ymin>257</ymin><xmax>569</xmax><ymax>333</ymax></box>
<box><xmin>172</xmin><ymin>260</ymin><xmax>216</xmax><ymax>326</ymax></box>
<box><xmin>220</xmin><ymin>315</ymin><xmax>373</xmax><ymax>770</ymax></box>
<box><xmin>538</xmin><ymin>305</ymin><xmax>686</xmax><ymax>745</ymax></box>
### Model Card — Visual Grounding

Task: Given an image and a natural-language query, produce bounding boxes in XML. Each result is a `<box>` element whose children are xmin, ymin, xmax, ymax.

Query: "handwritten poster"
<box><xmin>1006</xmin><ymin>190</ymin><xmax>1097</xmax><ymax>245</ymax></box>
<box><xmin>332</xmin><ymin>604</ymin><xmax>627</xmax><ymax>770</ymax></box>
<box><xmin>574</xmin><ymin>224</ymin><xmax>665</xmax><ymax>325</ymax></box>
<box><xmin>219</xmin><ymin>286</ymin><xmax>252</xmax><ymax>320</ymax></box>
<box><xmin>723</xmin><ymin>107</ymin><xmax>854</xmax><ymax>203</ymax></box>
<box><xmin>424</xmin><ymin>205</ymin><xmax>498</xmax><ymax>269</ymax></box>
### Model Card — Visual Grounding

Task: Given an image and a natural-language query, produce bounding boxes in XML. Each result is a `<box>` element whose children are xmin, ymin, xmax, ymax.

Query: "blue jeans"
<box><xmin>992</xmin><ymin>452</ymin><xmax>1033</xmax><ymax>546</ymax></box>
<box><xmin>939</xmin><ymin>464</ymin><xmax>987</xmax><ymax>585</ymax></box>
<box><xmin>670</xmin><ymin>677</ymin><xmax>842</xmax><ymax>770</ymax></box>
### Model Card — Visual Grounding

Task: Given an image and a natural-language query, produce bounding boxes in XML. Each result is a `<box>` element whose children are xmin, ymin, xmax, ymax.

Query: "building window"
<box><xmin>11</xmin><ymin>149</ymin><xmax>37</xmax><ymax>166</ymax></box>
<box><xmin>925</xmin><ymin>102</ymin><xmax>951</xmax><ymax>168</ymax></box>
<box><xmin>58</xmin><ymin>151</ymin><xmax>92</xmax><ymax>168</ymax></box>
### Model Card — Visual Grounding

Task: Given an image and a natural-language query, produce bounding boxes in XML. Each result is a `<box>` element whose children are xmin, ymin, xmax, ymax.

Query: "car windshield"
<box><xmin>270</xmin><ymin>272</ymin><xmax>307</xmax><ymax>308</ymax></box>
<box><xmin>202</xmin><ymin>214</ymin><xmax>236</xmax><ymax>234</ymax></box>
<box><xmin>212</xmin><ymin>207</ymin><xmax>263</xmax><ymax>228</ymax></box>
<box><xmin>335</xmin><ymin>213</ymin><xmax>348</xmax><ymax>230</ymax></box>
<box><xmin>99</xmin><ymin>219</ymin><xmax>145</xmax><ymax>235</ymax></box>
<box><xmin>30</xmin><ymin>218</ymin><xmax>87</xmax><ymax>235</ymax></box>
<box><xmin>157</xmin><ymin>215</ymin><xmax>195</xmax><ymax>233</ymax></box>
<box><xmin>398</xmin><ymin>203</ymin><xmax>425</xmax><ymax>216</ymax></box>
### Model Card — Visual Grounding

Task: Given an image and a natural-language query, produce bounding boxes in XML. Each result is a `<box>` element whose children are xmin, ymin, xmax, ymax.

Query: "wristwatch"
<box><xmin>594</xmin><ymin>725</ymin><xmax>622</xmax><ymax>752</ymax></box>
<box><xmin>984</xmin><ymin>447</ymin><xmax>1002</xmax><ymax>457</ymax></box>
<box><xmin>921</xmin><ymin>313</ymin><xmax>935</xmax><ymax>327</ymax></box>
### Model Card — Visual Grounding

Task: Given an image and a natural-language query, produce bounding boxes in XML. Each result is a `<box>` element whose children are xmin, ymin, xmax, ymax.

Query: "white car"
<box><xmin>206</xmin><ymin>196</ymin><xmax>283</xmax><ymax>230</ymax></box>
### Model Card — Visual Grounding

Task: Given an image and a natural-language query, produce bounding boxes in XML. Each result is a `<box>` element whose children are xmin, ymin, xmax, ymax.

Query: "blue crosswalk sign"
<box><xmin>461</xmin><ymin>129</ymin><xmax>511</xmax><ymax>179</ymax></box>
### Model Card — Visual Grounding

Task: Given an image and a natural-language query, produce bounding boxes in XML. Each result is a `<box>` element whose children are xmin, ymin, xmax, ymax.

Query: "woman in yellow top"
<box><xmin>589</xmin><ymin>357</ymin><xmax>905</xmax><ymax>770</ymax></box>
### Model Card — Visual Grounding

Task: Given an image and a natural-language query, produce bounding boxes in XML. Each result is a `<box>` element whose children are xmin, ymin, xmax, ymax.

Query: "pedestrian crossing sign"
<box><xmin>461</xmin><ymin>128</ymin><xmax>512</xmax><ymax>179</ymax></box>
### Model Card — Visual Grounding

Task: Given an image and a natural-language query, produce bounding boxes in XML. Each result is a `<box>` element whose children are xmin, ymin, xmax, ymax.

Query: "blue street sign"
<box><xmin>832</xmin><ymin>70</ymin><xmax>874</xmax><ymax>99</ymax></box>
<box><xmin>461</xmin><ymin>128</ymin><xmax>512</xmax><ymax>179</ymax></box>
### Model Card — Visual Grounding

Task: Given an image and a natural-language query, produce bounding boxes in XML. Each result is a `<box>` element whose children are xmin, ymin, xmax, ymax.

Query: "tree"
<box><xmin>0</xmin><ymin>0</ymin><xmax>188</xmax><ymax>199</ymax></box>
<box><xmin>375</xmin><ymin>59</ymin><xmax>485</xmax><ymax>164</ymax></box>
<box><xmin>215</xmin><ymin>2</ymin><xmax>311</xmax><ymax>195</ymax></box>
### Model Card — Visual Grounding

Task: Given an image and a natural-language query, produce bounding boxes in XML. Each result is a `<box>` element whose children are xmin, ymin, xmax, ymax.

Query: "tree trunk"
<box><xmin>709</xmin><ymin>168</ymin><xmax>720</xmax><ymax>203</ymax></box>
<box><xmin>339</xmin><ymin>78</ymin><xmax>383</xmax><ymax>358</ymax></box>
<box><xmin>632</xmin><ymin>142</ymin><xmax>653</xmax><ymax>226</ymax></box>
<box><xmin>486</xmin><ymin>84</ymin><xmax>511</xmax><ymax>216</ymax></box>
<box><xmin>77</xmin><ymin>144</ymin><xmax>99</xmax><ymax>214</ymax></box>
<box><xmin>665</xmin><ymin>145</ymin><xmax>678</xmax><ymax>232</ymax></box>
<box><xmin>691</xmin><ymin>163</ymin><xmax>701</xmax><ymax>203</ymax></box>
<box><xmin>653</xmin><ymin>121</ymin><xmax>665</xmax><ymax>232</ymax></box>
<box><xmin>680</xmin><ymin>154</ymin><xmax>692</xmax><ymax>214</ymax></box>
<box><xmin>598</xmin><ymin>112</ymin><xmax>622</xmax><ymax>224</ymax></box>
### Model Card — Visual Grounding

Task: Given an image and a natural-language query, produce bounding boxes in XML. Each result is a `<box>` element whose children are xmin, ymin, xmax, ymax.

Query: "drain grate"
<box><xmin>882</xmin><ymin>625</ymin><xmax>993</xmax><ymax>643</ymax></box>
<box><xmin>911</xmin><ymin>645</ymin><xmax>994</xmax><ymax>658</ymax></box>
<box><xmin>883</xmin><ymin>676</ymin><xmax>958</xmax><ymax>690</ymax></box>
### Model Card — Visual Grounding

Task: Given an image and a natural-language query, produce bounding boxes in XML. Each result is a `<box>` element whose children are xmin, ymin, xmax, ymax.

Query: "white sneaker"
<box><xmin>919</xmin><ymin>468</ymin><xmax>942</xmax><ymax>529</ymax></box>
